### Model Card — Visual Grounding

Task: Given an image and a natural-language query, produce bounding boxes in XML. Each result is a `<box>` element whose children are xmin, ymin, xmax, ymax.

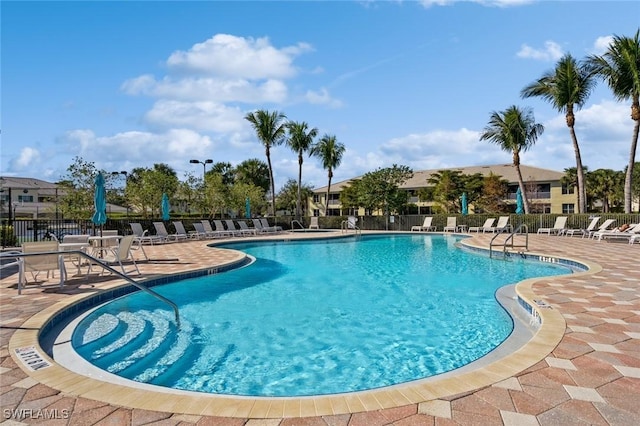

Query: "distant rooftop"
<box><xmin>312</xmin><ymin>164</ymin><xmax>566</xmax><ymax>193</ymax></box>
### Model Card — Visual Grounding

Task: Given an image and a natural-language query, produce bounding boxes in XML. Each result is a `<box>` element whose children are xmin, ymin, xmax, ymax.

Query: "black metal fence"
<box><xmin>2</xmin><ymin>213</ymin><xmax>640</xmax><ymax>248</ymax></box>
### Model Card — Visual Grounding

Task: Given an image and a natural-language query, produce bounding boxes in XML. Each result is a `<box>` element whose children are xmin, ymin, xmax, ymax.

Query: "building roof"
<box><xmin>312</xmin><ymin>164</ymin><xmax>566</xmax><ymax>193</ymax></box>
<box><xmin>0</xmin><ymin>176</ymin><xmax>59</xmax><ymax>190</ymax></box>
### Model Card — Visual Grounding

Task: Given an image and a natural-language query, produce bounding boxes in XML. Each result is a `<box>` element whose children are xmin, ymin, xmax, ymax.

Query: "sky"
<box><xmin>1</xmin><ymin>0</ymin><xmax>639</xmax><ymax>191</ymax></box>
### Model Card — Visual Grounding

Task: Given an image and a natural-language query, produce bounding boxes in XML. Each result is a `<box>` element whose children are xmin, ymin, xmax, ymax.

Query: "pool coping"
<box><xmin>7</xmin><ymin>232</ymin><xmax>603</xmax><ymax>419</ymax></box>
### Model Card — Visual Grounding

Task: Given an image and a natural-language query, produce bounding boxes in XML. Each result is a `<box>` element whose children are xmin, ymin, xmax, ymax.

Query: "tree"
<box><xmin>479</xmin><ymin>105</ymin><xmax>544</xmax><ymax>214</ymax></box>
<box><xmin>310</xmin><ymin>134</ymin><xmax>345</xmax><ymax>216</ymax></box>
<box><xmin>474</xmin><ymin>173</ymin><xmax>509</xmax><ymax>214</ymax></box>
<box><xmin>276</xmin><ymin>178</ymin><xmax>313</xmax><ymax>215</ymax></box>
<box><xmin>357</xmin><ymin>165</ymin><xmax>413</xmax><ymax>228</ymax></box>
<box><xmin>587</xmin><ymin>169</ymin><xmax>624</xmax><ymax>213</ymax></box>
<box><xmin>426</xmin><ymin>169</ymin><xmax>465</xmax><ymax>213</ymax></box>
<box><xmin>125</xmin><ymin>164</ymin><xmax>178</xmax><ymax>217</ymax></box>
<box><xmin>209</xmin><ymin>162</ymin><xmax>235</xmax><ymax>186</ymax></box>
<box><xmin>58</xmin><ymin>156</ymin><xmax>100</xmax><ymax>218</ymax></box>
<box><xmin>586</xmin><ymin>30</ymin><xmax>640</xmax><ymax>213</ymax></box>
<box><xmin>521</xmin><ymin>54</ymin><xmax>595</xmax><ymax>213</ymax></box>
<box><xmin>235</xmin><ymin>158</ymin><xmax>270</xmax><ymax>193</ymax></box>
<box><xmin>286</xmin><ymin>121</ymin><xmax>318</xmax><ymax>220</ymax></box>
<box><xmin>229</xmin><ymin>182</ymin><xmax>266</xmax><ymax>218</ymax></box>
<box><xmin>244</xmin><ymin>110</ymin><xmax>287</xmax><ymax>216</ymax></box>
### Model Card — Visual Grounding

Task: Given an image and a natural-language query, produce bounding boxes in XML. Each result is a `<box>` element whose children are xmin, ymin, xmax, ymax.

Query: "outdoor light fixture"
<box><xmin>189</xmin><ymin>159</ymin><xmax>214</xmax><ymax>178</ymax></box>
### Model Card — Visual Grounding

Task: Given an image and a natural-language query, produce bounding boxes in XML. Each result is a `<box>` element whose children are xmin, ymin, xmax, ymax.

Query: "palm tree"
<box><xmin>285</xmin><ymin>121</ymin><xmax>318</xmax><ymax>220</ymax></box>
<box><xmin>244</xmin><ymin>110</ymin><xmax>287</xmax><ymax>216</ymax></box>
<box><xmin>310</xmin><ymin>134</ymin><xmax>345</xmax><ymax>216</ymax></box>
<box><xmin>480</xmin><ymin>105</ymin><xmax>544</xmax><ymax>214</ymax></box>
<box><xmin>521</xmin><ymin>54</ymin><xmax>596</xmax><ymax>213</ymax></box>
<box><xmin>586</xmin><ymin>30</ymin><xmax>640</xmax><ymax>213</ymax></box>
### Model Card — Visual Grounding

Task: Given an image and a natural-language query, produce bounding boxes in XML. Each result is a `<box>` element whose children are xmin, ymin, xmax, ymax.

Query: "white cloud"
<box><xmin>9</xmin><ymin>147</ymin><xmax>41</xmax><ymax>170</ymax></box>
<box><xmin>304</xmin><ymin>88</ymin><xmax>343</xmax><ymax>108</ymax></box>
<box><xmin>166</xmin><ymin>34</ymin><xmax>311</xmax><ymax>79</ymax></box>
<box><xmin>590</xmin><ymin>35</ymin><xmax>613</xmax><ymax>55</ymax></box>
<box><xmin>144</xmin><ymin>100</ymin><xmax>247</xmax><ymax>133</ymax></box>
<box><xmin>419</xmin><ymin>0</ymin><xmax>533</xmax><ymax>8</ymax></box>
<box><xmin>517</xmin><ymin>41</ymin><xmax>564</xmax><ymax>61</ymax></box>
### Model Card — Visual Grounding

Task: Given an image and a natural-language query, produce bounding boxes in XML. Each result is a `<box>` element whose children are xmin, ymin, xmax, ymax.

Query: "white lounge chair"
<box><xmin>153</xmin><ymin>222</ymin><xmax>187</xmax><ymax>242</ymax></box>
<box><xmin>309</xmin><ymin>216</ymin><xmax>320</xmax><ymax>230</ymax></box>
<box><xmin>411</xmin><ymin>217</ymin><xmax>436</xmax><ymax>232</ymax></box>
<box><xmin>586</xmin><ymin>218</ymin><xmax>616</xmax><ymax>239</ymax></box>
<box><xmin>260</xmin><ymin>218</ymin><xmax>283</xmax><ymax>233</ymax></box>
<box><xmin>190</xmin><ymin>222</ymin><xmax>211</xmax><ymax>239</ymax></box>
<box><xmin>130</xmin><ymin>222</ymin><xmax>166</xmax><ymax>245</ymax></box>
<box><xmin>564</xmin><ymin>217</ymin><xmax>600</xmax><ymax>238</ymax></box>
<box><xmin>537</xmin><ymin>216</ymin><xmax>568</xmax><ymax>235</ymax></box>
<box><xmin>594</xmin><ymin>223</ymin><xmax>640</xmax><ymax>241</ymax></box>
<box><xmin>443</xmin><ymin>217</ymin><xmax>457</xmax><ymax>232</ymax></box>
<box><xmin>469</xmin><ymin>218</ymin><xmax>495</xmax><ymax>233</ymax></box>
<box><xmin>491</xmin><ymin>216</ymin><xmax>511</xmax><ymax>233</ymax></box>
<box><xmin>201</xmin><ymin>220</ymin><xmax>229</xmax><ymax>238</ymax></box>
<box><xmin>173</xmin><ymin>221</ymin><xmax>197</xmax><ymax>240</ymax></box>
<box><xmin>224</xmin><ymin>219</ymin><xmax>250</xmax><ymax>237</ymax></box>
<box><xmin>237</xmin><ymin>220</ymin><xmax>258</xmax><ymax>235</ymax></box>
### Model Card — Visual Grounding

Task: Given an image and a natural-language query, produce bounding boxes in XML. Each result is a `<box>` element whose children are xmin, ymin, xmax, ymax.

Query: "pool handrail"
<box><xmin>4</xmin><ymin>249</ymin><xmax>181</xmax><ymax>326</ymax></box>
<box><xmin>490</xmin><ymin>223</ymin><xmax>529</xmax><ymax>259</ymax></box>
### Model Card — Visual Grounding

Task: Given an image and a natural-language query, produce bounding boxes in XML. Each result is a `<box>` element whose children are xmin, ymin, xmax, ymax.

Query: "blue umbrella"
<box><xmin>515</xmin><ymin>187</ymin><xmax>525</xmax><ymax>214</ymax></box>
<box><xmin>91</xmin><ymin>172</ymin><xmax>107</xmax><ymax>229</ymax></box>
<box><xmin>461</xmin><ymin>192</ymin><xmax>468</xmax><ymax>215</ymax></box>
<box><xmin>245</xmin><ymin>197</ymin><xmax>251</xmax><ymax>219</ymax></box>
<box><xmin>161</xmin><ymin>193</ymin><xmax>170</xmax><ymax>221</ymax></box>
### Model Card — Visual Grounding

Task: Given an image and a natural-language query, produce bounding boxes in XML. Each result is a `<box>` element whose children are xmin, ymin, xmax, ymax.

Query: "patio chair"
<box><xmin>411</xmin><ymin>216</ymin><xmax>436</xmax><ymax>232</ymax></box>
<box><xmin>537</xmin><ymin>216</ymin><xmax>568</xmax><ymax>235</ymax></box>
<box><xmin>225</xmin><ymin>219</ymin><xmax>252</xmax><ymax>236</ymax></box>
<box><xmin>593</xmin><ymin>223</ymin><xmax>640</xmax><ymax>242</ymax></box>
<box><xmin>491</xmin><ymin>216</ymin><xmax>512</xmax><ymax>233</ymax></box>
<box><xmin>309</xmin><ymin>216</ymin><xmax>320</xmax><ymax>230</ymax></box>
<box><xmin>260</xmin><ymin>218</ymin><xmax>283</xmax><ymax>233</ymax></box>
<box><xmin>100</xmin><ymin>235</ymin><xmax>140</xmax><ymax>276</ymax></box>
<box><xmin>564</xmin><ymin>216</ymin><xmax>600</xmax><ymax>238</ymax></box>
<box><xmin>19</xmin><ymin>241</ymin><xmax>64</xmax><ymax>294</ymax></box>
<box><xmin>192</xmin><ymin>222</ymin><xmax>212</xmax><ymax>239</ymax></box>
<box><xmin>469</xmin><ymin>218</ymin><xmax>495</xmax><ymax>233</ymax></box>
<box><xmin>237</xmin><ymin>220</ymin><xmax>259</xmax><ymax>235</ymax></box>
<box><xmin>153</xmin><ymin>222</ymin><xmax>186</xmax><ymax>242</ymax></box>
<box><xmin>443</xmin><ymin>217</ymin><xmax>457</xmax><ymax>232</ymax></box>
<box><xmin>202</xmin><ymin>220</ymin><xmax>230</xmax><ymax>238</ymax></box>
<box><xmin>130</xmin><ymin>222</ymin><xmax>166</xmax><ymax>245</ymax></box>
<box><xmin>172</xmin><ymin>221</ymin><xmax>196</xmax><ymax>240</ymax></box>
<box><xmin>586</xmin><ymin>218</ymin><xmax>616</xmax><ymax>239</ymax></box>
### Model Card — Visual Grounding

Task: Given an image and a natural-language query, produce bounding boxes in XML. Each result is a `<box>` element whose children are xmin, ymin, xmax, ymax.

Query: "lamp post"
<box><xmin>189</xmin><ymin>159</ymin><xmax>213</xmax><ymax>179</ymax></box>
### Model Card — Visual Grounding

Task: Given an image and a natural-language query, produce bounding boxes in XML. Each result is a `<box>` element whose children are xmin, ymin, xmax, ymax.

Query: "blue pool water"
<box><xmin>71</xmin><ymin>234</ymin><xmax>572</xmax><ymax>396</ymax></box>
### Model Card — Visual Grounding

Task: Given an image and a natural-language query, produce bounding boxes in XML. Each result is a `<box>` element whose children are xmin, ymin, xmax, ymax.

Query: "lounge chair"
<box><xmin>630</xmin><ymin>234</ymin><xmax>640</xmax><ymax>245</ymax></box>
<box><xmin>469</xmin><ymin>218</ymin><xmax>495</xmax><ymax>233</ymax></box>
<box><xmin>564</xmin><ymin>216</ymin><xmax>600</xmax><ymax>238</ymax></box>
<box><xmin>19</xmin><ymin>241</ymin><xmax>64</xmax><ymax>294</ymax></box>
<box><xmin>213</xmin><ymin>220</ymin><xmax>235</xmax><ymax>237</ymax></box>
<box><xmin>443</xmin><ymin>217</ymin><xmax>457</xmax><ymax>232</ymax></box>
<box><xmin>593</xmin><ymin>223</ymin><xmax>640</xmax><ymax>242</ymax></box>
<box><xmin>191</xmin><ymin>222</ymin><xmax>211</xmax><ymax>239</ymax></box>
<box><xmin>224</xmin><ymin>219</ymin><xmax>250</xmax><ymax>237</ymax></box>
<box><xmin>491</xmin><ymin>216</ymin><xmax>512</xmax><ymax>233</ymax></box>
<box><xmin>100</xmin><ymin>235</ymin><xmax>140</xmax><ymax>275</ymax></box>
<box><xmin>130</xmin><ymin>222</ymin><xmax>166</xmax><ymax>245</ymax></box>
<box><xmin>173</xmin><ymin>221</ymin><xmax>197</xmax><ymax>240</ymax></box>
<box><xmin>153</xmin><ymin>222</ymin><xmax>187</xmax><ymax>242</ymax></box>
<box><xmin>309</xmin><ymin>216</ymin><xmax>320</xmax><ymax>230</ymax></box>
<box><xmin>237</xmin><ymin>220</ymin><xmax>258</xmax><ymax>235</ymax></box>
<box><xmin>586</xmin><ymin>218</ymin><xmax>616</xmax><ymax>239</ymax></box>
<box><xmin>411</xmin><ymin>216</ymin><xmax>436</xmax><ymax>232</ymax></box>
<box><xmin>260</xmin><ymin>218</ymin><xmax>283</xmax><ymax>233</ymax></box>
<box><xmin>202</xmin><ymin>220</ymin><xmax>229</xmax><ymax>238</ymax></box>
<box><xmin>537</xmin><ymin>216</ymin><xmax>568</xmax><ymax>235</ymax></box>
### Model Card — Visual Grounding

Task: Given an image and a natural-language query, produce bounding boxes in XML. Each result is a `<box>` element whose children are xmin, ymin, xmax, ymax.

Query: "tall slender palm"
<box><xmin>521</xmin><ymin>54</ymin><xmax>596</xmax><ymax>213</ymax></box>
<box><xmin>310</xmin><ymin>134</ymin><xmax>345</xmax><ymax>216</ymax></box>
<box><xmin>285</xmin><ymin>121</ymin><xmax>318</xmax><ymax>220</ymax></box>
<box><xmin>480</xmin><ymin>105</ymin><xmax>544</xmax><ymax>214</ymax></box>
<box><xmin>244</xmin><ymin>110</ymin><xmax>287</xmax><ymax>216</ymax></box>
<box><xmin>586</xmin><ymin>30</ymin><xmax>640</xmax><ymax>213</ymax></box>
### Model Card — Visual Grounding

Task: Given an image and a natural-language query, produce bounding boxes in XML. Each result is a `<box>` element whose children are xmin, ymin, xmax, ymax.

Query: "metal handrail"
<box><xmin>3</xmin><ymin>250</ymin><xmax>180</xmax><ymax>326</ymax></box>
<box><xmin>290</xmin><ymin>219</ymin><xmax>305</xmax><ymax>231</ymax></box>
<box><xmin>489</xmin><ymin>223</ymin><xmax>528</xmax><ymax>259</ymax></box>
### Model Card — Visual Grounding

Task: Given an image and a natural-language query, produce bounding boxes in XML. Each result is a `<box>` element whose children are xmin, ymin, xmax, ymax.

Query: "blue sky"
<box><xmin>2</xmin><ymin>1</ymin><xmax>639</xmax><ymax>190</ymax></box>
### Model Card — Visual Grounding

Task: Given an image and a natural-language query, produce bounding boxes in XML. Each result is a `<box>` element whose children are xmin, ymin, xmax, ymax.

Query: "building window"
<box><xmin>562</xmin><ymin>183</ymin><xmax>574</xmax><ymax>194</ymax></box>
<box><xmin>18</xmin><ymin>195</ymin><xmax>33</xmax><ymax>202</ymax></box>
<box><xmin>313</xmin><ymin>194</ymin><xmax>319</xmax><ymax>203</ymax></box>
<box><xmin>313</xmin><ymin>209</ymin><xmax>319</xmax><ymax>217</ymax></box>
<box><xmin>326</xmin><ymin>208</ymin><xmax>341</xmax><ymax>216</ymax></box>
<box><xmin>562</xmin><ymin>204</ymin><xmax>575</xmax><ymax>214</ymax></box>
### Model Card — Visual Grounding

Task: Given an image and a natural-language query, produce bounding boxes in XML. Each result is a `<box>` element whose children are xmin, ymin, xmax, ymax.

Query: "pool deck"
<box><xmin>1</xmin><ymin>231</ymin><xmax>639</xmax><ymax>425</ymax></box>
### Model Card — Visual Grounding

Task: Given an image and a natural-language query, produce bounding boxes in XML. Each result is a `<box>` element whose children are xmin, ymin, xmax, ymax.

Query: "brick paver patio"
<box><xmin>1</xmin><ymin>231</ymin><xmax>638</xmax><ymax>425</ymax></box>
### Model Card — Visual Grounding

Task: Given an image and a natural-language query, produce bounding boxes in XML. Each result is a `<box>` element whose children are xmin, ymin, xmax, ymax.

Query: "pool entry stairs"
<box><xmin>73</xmin><ymin>309</ymin><xmax>197</xmax><ymax>386</ymax></box>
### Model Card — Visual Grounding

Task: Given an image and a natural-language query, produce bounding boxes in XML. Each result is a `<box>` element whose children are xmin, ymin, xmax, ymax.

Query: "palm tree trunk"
<box><xmin>296</xmin><ymin>154</ymin><xmax>303</xmax><ymax>220</ymax></box>
<box><xmin>265</xmin><ymin>148</ymin><xmax>276</xmax><ymax>217</ymax></box>
<box><xmin>624</xmin><ymin>117</ymin><xmax>639</xmax><ymax>213</ymax></box>
<box><xmin>568</xmin><ymin>125</ymin><xmax>587</xmax><ymax>213</ymax></box>
<box><xmin>325</xmin><ymin>169</ymin><xmax>333</xmax><ymax>217</ymax></box>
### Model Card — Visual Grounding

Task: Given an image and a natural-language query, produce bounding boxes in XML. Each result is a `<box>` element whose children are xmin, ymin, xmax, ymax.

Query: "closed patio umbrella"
<box><xmin>161</xmin><ymin>193</ymin><xmax>170</xmax><ymax>221</ymax></box>
<box><xmin>91</xmin><ymin>172</ymin><xmax>107</xmax><ymax>236</ymax></box>
<box><xmin>461</xmin><ymin>192</ymin><xmax>468</xmax><ymax>215</ymax></box>
<box><xmin>515</xmin><ymin>187</ymin><xmax>524</xmax><ymax>215</ymax></box>
<box><xmin>245</xmin><ymin>197</ymin><xmax>251</xmax><ymax>219</ymax></box>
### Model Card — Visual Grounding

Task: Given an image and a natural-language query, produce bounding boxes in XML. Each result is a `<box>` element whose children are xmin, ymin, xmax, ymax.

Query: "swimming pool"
<box><xmin>67</xmin><ymin>234</ymin><xmax>572</xmax><ymax>397</ymax></box>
